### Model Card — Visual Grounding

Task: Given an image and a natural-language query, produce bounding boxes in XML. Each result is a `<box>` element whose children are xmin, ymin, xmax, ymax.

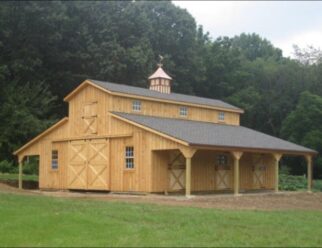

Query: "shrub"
<box><xmin>23</xmin><ymin>160</ymin><xmax>39</xmax><ymax>175</ymax></box>
<box><xmin>0</xmin><ymin>160</ymin><xmax>13</xmax><ymax>173</ymax></box>
<box><xmin>279</xmin><ymin>173</ymin><xmax>307</xmax><ymax>191</ymax></box>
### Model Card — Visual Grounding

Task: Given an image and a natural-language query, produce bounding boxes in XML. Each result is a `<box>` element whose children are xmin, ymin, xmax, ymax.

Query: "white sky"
<box><xmin>173</xmin><ymin>1</ymin><xmax>322</xmax><ymax>57</ymax></box>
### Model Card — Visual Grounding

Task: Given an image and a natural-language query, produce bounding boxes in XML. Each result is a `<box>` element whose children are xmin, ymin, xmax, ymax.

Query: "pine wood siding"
<box><xmin>111</xmin><ymin>95</ymin><xmax>240</xmax><ymax>125</ymax></box>
<box><xmin>15</xmin><ymin>82</ymin><xmax>309</xmax><ymax>194</ymax></box>
<box><xmin>68</xmin><ymin>85</ymin><xmax>109</xmax><ymax>137</ymax></box>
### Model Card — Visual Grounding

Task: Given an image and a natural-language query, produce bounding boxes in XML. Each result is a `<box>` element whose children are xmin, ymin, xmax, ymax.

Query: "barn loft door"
<box><xmin>168</xmin><ymin>151</ymin><xmax>185</xmax><ymax>191</ymax></box>
<box><xmin>82</xmin><ymin>102</ymin><xmax>98</xmax><ymax>135</ymax></box>
<box><xmin>252</xmin><ymin>155</ymin><xmax>267</xmax><ymax>189</ymax></box>
<box><xmin>68</xmin><ymin>140</ymin><xmax>87</xmax><ymax>189</ymax></box>
<box><xmin>68</xmin><ymin>139</ymin><xmax>109</xmax><ymax>190</ymax></box>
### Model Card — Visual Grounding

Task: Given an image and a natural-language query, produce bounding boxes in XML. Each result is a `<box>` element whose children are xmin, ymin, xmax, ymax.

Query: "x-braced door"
<box><xmin>68</xmin><ymin>139</ymin><xmax>109</xmax><ymax>190</ymax></box>
<box><xmin>168</xmin><ymin>151</ymin><xmax>185</xmax><ymax>191</ymax></box>
<box><xmin>215</xmin><ymin>165</ymin><xmax>232</xmax><ymax>190</ymax></box>
<box><xmin>252</xmin><ymin>155</ymin><xmax>267</xmax><ymax>189</ymax></box>
<box><xmin>87</xmin><ymin>139</ymin><xmax>109</xmax><ymax>190</ymax></box>
<box><xmin>68</xmin><ymin>140</ymin><xmax>87</xmax><ymax>189</ymax></box>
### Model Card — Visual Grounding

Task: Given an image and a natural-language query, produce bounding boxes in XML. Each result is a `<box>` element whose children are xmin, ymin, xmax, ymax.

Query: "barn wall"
<box><xmin>239</xmin><ymin>153</ymin><xmax>275</xmax><ymax>190</ymax></box>
<box><xmin>110</xmin><ymin>95</ymin><xmax>240</xmax><ymax>125</ymax></box>
<box><xmin>109</xmin><ymin>117</ymin><xmax>186</xmax><ymax>193</ymax></box>
<box><xmin>68</xmin><ymin>85</ymin><xmax>109</xmax><ymax>137</ymax></box>
<box><xmin>39</xmin><ymin>123</ymin><xmax>69</xmax><ymax>190</ymax></box>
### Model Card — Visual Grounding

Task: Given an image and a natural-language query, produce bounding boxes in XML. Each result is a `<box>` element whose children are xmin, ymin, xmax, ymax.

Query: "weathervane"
<box><xmin>157</xmin><ymin>55</ymin><xmax>164</xmax><ymax>68</ymax></box>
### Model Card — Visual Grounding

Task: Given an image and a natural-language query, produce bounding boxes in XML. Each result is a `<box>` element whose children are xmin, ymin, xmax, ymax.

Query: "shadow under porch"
<box><xmin>151</xmin><ymin>149</ymin><xmax>312</xmax><ymax>196</ymax></box>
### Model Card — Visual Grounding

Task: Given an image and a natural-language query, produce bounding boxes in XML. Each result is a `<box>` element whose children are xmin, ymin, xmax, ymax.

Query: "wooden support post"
<box><xmin>180</xmin><ymin>147</ymin><xmax>196</xmax><ymax>198</ymax></box>
<box><xmin>185</xmin><ymin>157</ymin><xmax>192</xmax><ymax>197</ymax></box>
<box><xmin>272</xmin><ymin>153</ymin><xmax>282</xmax><ymax>192</ymax></box>
<box><xmin>18</xmin><ymin>156</ymin><xmax>23</xmax><ymax>190</ymax></box>
<box><xmin>231</xmin><ymin>151</ymin><xmax>243</xmax><ymax>196</ymax></box>
<box><xmin>305</xmin><ymin>155</ymin><xmax>313</xmax><ymax>193</ymax></box>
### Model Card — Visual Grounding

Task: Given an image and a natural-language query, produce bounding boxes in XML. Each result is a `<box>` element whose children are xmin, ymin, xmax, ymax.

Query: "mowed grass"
<box><xmin>0</xmin><ymin>173</ymin><xmax>38</xmax><ymax>182</ymax></box>
<box><xmin>1</xmin><ymin>193</ymin><xmax>322</xmax><ymax>247</ymax></box>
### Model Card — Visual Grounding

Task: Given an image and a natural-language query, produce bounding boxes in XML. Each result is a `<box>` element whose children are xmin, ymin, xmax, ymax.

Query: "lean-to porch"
<box><xmin>152</xmin><ymin>148</ymin><xmax>313</xmax><ymax>197</ymax></box>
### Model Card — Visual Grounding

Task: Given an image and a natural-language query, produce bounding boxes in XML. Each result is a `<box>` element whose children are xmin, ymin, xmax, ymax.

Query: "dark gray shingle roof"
<box><xmin>113</xmin><ymin>112</ymin><xmax>316</xmax><ymax>154</ymax></box>
<box><xmin>90</xmin><ymin>79</ymin><xmax>242</xmax><ymax>112</ymax></box>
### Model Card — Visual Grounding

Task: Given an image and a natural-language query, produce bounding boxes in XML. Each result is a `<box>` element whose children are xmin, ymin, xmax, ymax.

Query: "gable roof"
<box><xmin>13</xmin><ymin>117</ymin><xmax>68</xmax><ymax>156</ymax></box>
<box><xmin>87</xmin><ymin>79</ymin><xmax>243</xmax><ymax>113</ymax></box>
<box><xmin>111</xmin><ymin>112</ymin><xmax>317</xmax><ymax>155</ymax></box>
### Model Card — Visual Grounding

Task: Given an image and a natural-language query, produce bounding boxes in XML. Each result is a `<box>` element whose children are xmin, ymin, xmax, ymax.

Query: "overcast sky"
<box><xmin>173</xmin><ymin>1</ymin><xmax>322</xmax><ymax>57</ymax></box>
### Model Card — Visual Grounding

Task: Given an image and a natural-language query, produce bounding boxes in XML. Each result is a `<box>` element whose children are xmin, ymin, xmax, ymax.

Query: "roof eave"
<box><xmin>188</xmin><ymin>143</ymin><xmax>318</xmax><ymax>156</ymax></box>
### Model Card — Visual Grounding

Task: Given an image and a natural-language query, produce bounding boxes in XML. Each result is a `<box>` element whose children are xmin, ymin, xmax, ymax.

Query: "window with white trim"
<box><xmin>218</xmin><ymin>112</ymin><xmax>225</xmax><ymax>121</ymax></box>
<box><xmin>179</xmin><ymin>106</ymin><xmax>188</xmax><ymax>117</ymax></box>
<box><xmin>132</xmin><ymin>100</ymin><xmax>141</xmax><ymax>112</ymax></box>
<box><xmin>51</xmin><ymin>150</ymin><xmax>58</xmax><ymax>170</ymax></box>
<box><xmin>125</xmin><ymin>146</ymin><xmax>134</xmax><ymax>169</ymax></box>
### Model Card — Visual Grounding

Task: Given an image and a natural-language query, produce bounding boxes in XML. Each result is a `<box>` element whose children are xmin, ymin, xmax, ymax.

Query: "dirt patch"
<box><xmin>1</xmin><ymin>182</ymin><xmax>321</xmax><ymax>211</ymax></box>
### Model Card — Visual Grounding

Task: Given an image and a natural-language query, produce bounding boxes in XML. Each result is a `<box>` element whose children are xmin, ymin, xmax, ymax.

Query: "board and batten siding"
<box><xmin>110</xmin><ymin>95</ymin><xmax>240</xmax><ymax>125</ymax></box>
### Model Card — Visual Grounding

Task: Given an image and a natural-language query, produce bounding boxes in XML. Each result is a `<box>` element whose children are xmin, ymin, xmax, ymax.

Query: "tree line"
<box><xmin>0</xmin><ymin>1</ymin><xmax>321</xmax><ymax>177</ymax></box>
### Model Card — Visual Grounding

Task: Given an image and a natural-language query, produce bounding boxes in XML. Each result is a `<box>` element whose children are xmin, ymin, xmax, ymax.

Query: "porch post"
<box><xmin>185</xmin><ymin>157</ymin><xmax>192</xmax><ymax>197</ymax></box>
<box><xmin>180</xmin><ymin>148</ymin><xmax>196</xmax><ymax>198</ymax></box>
<box><xmin>18</xmin><ymin>156</ymin><xmax>23</xmax><ymax>190</ymax></box>
<box><xmin>305</xmin><ymin>155</ymin><xmax>313</xmax><ymax>193</ymax></box>
<box><xmin>231</xmin><ymin>151</ymin><xmax>243</xmax><ymax>196</ymax></box>
<box><xmin>272</xmin><ymin>153</ymin><xmax>282</xmax><ymax>192</ymax></box>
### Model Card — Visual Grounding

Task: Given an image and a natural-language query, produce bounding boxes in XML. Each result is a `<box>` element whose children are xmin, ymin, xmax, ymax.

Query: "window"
<box><xmin>51</xmin><ymin>150</ymin><xmax>58</xmax><ymax>170</ymax></box>
<box><xmin>179</xmin><ymin>106</ymin><xmax>188</xmax><ymax>117</ymax></box>
<box><xmin>217</xmin><ymin>154</ymin><xmax>228</xmax><ymax>166</ymax></box>
<box><xmin>125</xmin><ymin>146</ymin><xmax>134</xmax><ymax>169</ymax></box>
<box><xmin>132</xmin><ymin>100</ymin><xmax>141</xmax><ymax>112</ymax></box>
<box><xmin>216</xmin><ymin>155</ymin><xmax>230</xmax><ymax>171</ymax></box>
<box><xmin>218</xmin><ymin>112</ymin><xmax>225</xmax><ymax>121</ymax></box>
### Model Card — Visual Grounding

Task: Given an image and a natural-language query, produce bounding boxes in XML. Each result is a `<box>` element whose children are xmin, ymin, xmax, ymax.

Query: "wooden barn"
<box><xmin>14</xmin><ymin>65</ymin><xmax>317</xmax><ymax>196</ymax></box>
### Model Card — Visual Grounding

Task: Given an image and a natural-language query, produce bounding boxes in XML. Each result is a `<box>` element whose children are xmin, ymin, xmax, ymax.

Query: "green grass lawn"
<box><xmin>0</xmin><ymin>192</ymin><xmax>322</xmax><ymax>247</ymax></box>
<box><xmin>0</xmin><ymin>173</ymin><xmax>38</xmax><ymax>182</ymax></box>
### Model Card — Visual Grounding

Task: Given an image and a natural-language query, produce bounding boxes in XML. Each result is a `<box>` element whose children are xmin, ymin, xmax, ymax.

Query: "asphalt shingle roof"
<box><xmin>90</xmin><ymin>79</ymin><xmax>242</xmax><ymax>112</ymax></box>
<box><xmin>113</xmin><ymin>112</ymin><xmax>316</xmax><ymax>154</ymax></box>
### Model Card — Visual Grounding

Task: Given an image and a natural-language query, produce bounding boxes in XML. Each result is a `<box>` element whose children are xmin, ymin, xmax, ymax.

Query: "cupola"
<box><xmin>148</xmin><ymin>56</ymin><xmax>172</xmax><ymax>94</ymax></box>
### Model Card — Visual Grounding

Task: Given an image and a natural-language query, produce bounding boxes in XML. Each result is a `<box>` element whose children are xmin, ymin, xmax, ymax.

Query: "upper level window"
<box><xmin>179</xmin><ymin>106</ymin><xmax>188</xmax><ymax>117</ymax></box>
<box><xmin>218</xmin><ymin>112</ymin><xmax>225</xmax><ymax>121</ymax></box>
<box><xmin>125</xmin><ymin>146</ymin><xmax>134</xmax><ymax>169</ymax></box>
<box><xmin>132</xmin><ymin>100</ymin><xmax>141</xmax><ymax>112</ymax></box>
<box><xmin>51</xmin><ymin>150</ymin><xmax>58</xmax><ymax>170</ymax></box>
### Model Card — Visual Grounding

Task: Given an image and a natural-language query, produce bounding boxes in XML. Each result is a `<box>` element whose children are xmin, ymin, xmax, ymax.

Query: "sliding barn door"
<box><xmin>87</xmin><ymin>139</ymin><xmax>109</xmax><ymax>190</ymax></box>
<box><xmin>68</xmin><ymin>139</ymin><xmax>109</xmax><ymax>190</ymax></box>
<box><xmin>68</xmin><ymin>140</ymin><xmax>87</xmax><ymax>189</ymax></box>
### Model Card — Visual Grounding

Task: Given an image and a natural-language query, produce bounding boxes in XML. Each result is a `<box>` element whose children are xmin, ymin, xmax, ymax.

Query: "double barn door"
<box><xmin>68</xmin><ymin>139</ymin><xmax>109</xmax><ymax>190</ymax></box>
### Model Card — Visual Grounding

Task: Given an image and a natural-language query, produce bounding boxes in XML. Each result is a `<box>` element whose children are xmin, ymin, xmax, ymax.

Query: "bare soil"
<box><xmin>1</xmin><ymin>182</ymin><xmax>322</xmax><ymax>211</ymax></box>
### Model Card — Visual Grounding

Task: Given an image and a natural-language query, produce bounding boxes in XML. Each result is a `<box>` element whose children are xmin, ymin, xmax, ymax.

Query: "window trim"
<box><xmin>125</xmin><ymin>146</ymin><xmax>135</xmax><ymax>169</ymax></box>
<box><xmin>179</xmin><ymin>106</ymin><xmax>188</xmax><ymax>117</ymax></box>
<box><xmin>51</xmin><ymin>150</ymin><xmax>58</xmax><ymax>170</ymax></box>
<box><xmin>132</xmin><ymin>100</ymin><xmax>141</xmax><ymax>112</ymax></box>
